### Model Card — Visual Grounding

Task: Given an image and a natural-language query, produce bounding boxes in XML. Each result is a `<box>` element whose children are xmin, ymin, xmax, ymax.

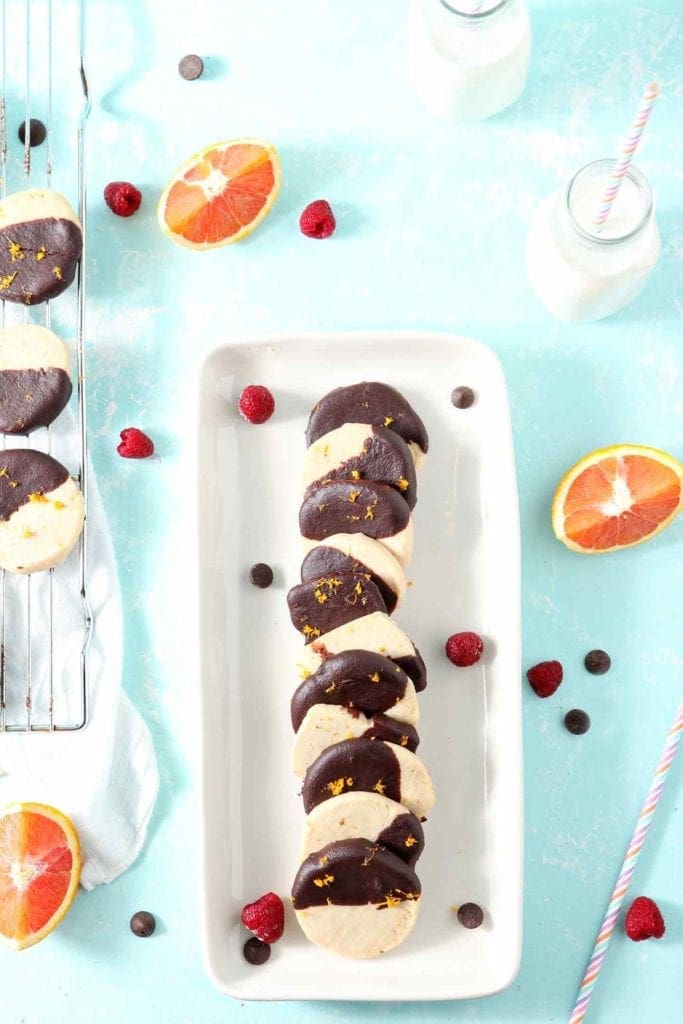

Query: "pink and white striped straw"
<box><xmin>569</xmin><ymin>694</ymin><xmax>683</xmax><ymax>1024</ymax></box>
<box><xmin>593</xmin><ymin>82</ymin><xmax>660</xmax><ymax>231</ymax></box>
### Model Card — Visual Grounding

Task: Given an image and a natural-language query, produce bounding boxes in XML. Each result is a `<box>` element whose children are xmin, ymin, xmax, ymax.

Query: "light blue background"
<box><xmin>4</xmin><ymin>1</ymin><xmax>683</xmax><ymax>1021</ymax></box>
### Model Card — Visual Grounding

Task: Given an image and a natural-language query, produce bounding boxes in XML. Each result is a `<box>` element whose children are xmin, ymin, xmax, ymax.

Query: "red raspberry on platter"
<box><xmin>104</xmin><ymin>181</ymin><xmax>142</xmax><ymax>217</ymax></box>
<box><xmin>526</xmin><ymin>660</ymin><xmax>563</xmax><ymax>698</ymax></box>
<box><xmin>445</xmin><ymin>632</ymin><xmax>484</xmax><ymax>667</ymax></box>
<box><xmin>299</xmin><ymin>199</ymin><xmax>336</xmax><ymax>239</ymax></box>
<box><xmin>117</xmin><ymin>427</ymin><xmax>154</xmax><ymax>459</ymax></box>
<box><xmin>624</xmin><ymin>897</ymin><xmax>665</xmax><ymax>942</ymax></box>
<box><xmin>238</xmin><ymin>385</ymin><xmax>275</xmax><ymax>424</ymax></box>
<box><xmin>241</xmin><ymin>892</ymin><xmax>285</xmax><ymax>944</ymax></box>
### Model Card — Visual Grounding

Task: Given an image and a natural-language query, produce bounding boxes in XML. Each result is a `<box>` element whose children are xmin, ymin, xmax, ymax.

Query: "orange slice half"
<box><xmin>552</xmin><ymin>444</ymin><xmax>683</xmax><ymax>553</ymax></box>
<box><xmin>158</xmin><ymin>138</ymin><xmax>281</xmax><ymax>249</ymax></box>
<box><xmin>0</xmin><ymin>802</ymin><xmax>82</xmax><ymax>950</ymax></box>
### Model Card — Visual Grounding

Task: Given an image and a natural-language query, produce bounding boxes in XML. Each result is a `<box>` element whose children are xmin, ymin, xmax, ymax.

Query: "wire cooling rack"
<box><xmin>0</xmin><ymin>0</ymin><xmax>92</xmax><ymax>731</ymax></box>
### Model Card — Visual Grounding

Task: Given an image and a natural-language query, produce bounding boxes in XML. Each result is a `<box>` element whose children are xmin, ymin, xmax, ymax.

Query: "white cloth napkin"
<box><xmin>0</xmin><ymin>413</ymin><xmax>158</xmax><ymax>889</ymax></box>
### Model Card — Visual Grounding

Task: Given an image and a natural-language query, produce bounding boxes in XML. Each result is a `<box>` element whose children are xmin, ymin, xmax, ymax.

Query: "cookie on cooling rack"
<box><xmin>0</xmin><ymin>324</ymin><xmax>72</xmax><ymax>433</ymax></box>
<box><xmin>0</xmin><ymin>449</ymin><xmax>84</xmax><ymax>574</ymax></box>
<box><xmin>0</xmin><ymin>190</ymin><xmax>83</xmax><ymax>305</ymax></box>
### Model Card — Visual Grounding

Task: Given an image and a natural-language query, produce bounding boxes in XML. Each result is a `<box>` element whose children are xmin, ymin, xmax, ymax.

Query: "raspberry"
<box><xmin>299</xmin><ymin>199</ymin><xmax>336</xmax><ymax>239</ymax></box>
<box><xmin>238</xmin><ymin>385</ymin><xmax>275</xmax><ymax>424</ymax></box>
<box><xmin>241</xmin><ymin>892</ymin><xmax>284</xmax><ymax>944</ymax></box>
<box><xmin>104</xmin><ymin>181</ymin><xmax>142</xmax><ymax>217</ymax></box>
<box><xmin>445</xmin><ymin>632</ymin><xmax>484</xmax><ymax>667</ymax></box>
<box><xmin>624</xmin><ymin>897</ymin><xmax>665</xmax><ymax>941</ymax></box>
<box><xmin>117</xmin><ymin>428</ymin><xmax>154</xmax><ymax>459</ymax></box>
<box><xmin>526</xmin><ymin>660</ymin><xmax>563</xmax><ymax>698</ymax></box>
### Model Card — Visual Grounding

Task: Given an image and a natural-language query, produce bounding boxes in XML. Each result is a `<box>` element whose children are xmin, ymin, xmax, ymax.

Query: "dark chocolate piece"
<box><xmin>306</xmin><ymin>382</ymin><xmax>428</xmax><ymax>455</ymax></box>
<box><xmin>363</xmin><ymin>714</ymin><xmax>419</xmax><ymax>752</ymax></box>
<box><xmin>302</xmin><ymin>737</ymin><xmax>402</xmax><ymax>813</ymax></box>
<box><xmin>243</xmin><ymin>937</ymin><xmax>271</xmax><ymax>964</ymax></box>
<box><xmin>18</xmin><ymin>119</ymin><xmax>47</xmax><ymax>147</ymax></box>
<box><xmin>249</xmin><ymin>562</ymin><xmax>273</xmax><ymax>588</ymax></box>
<box><xmin>0</xmin><ymin>216</ymin><xmax>82</xmax><ymax>305</ymax></box>
<box><xmin>291</xmin><ymin>838</ymin><xmax>421</xmax><ymax>910</ymax></box>
<box><xmin>0</xmin><ymin>367</ymin><xmax>72</xmax><ymax>434</ymax></box>
<box><xmin>376</xmin><ymin>811</ymin><xmax>424</xmax><ymax>867</ymax></box>
<box><xmin>179</xmin><ymin>54</ymin><xmax>204</xmax><ymax>80</ymax></box>
<box><xmin>130</xmin><ymin>911</ymin><xmax>156</xmax><ymax>937</ymax></box>
<box><xmin>301</xmin><ymin>544</ymin><xmax>399</xmax><ymax>614</ymax></box>
<box><xmin>457</xmin><ymin>903</ymin><xmax>484</xmax><ymax>929</ymax></box>
<box><xmin>287</xmin><ymin>572</ymin><xmax>387</xmax><ymax>641</ymax></box>
<box><xmin>299</xmin><ymin>480</ymin><xmax>410</xmax><ymax>544</ymax></box>
<box><xmin>0</xmin><ymin>449</ymin><xmax>69</xmax><ymax>520</ymax></box>
<box><xmin>564</xmin><ymin>709</ymin><xmax>591</xmax><ymax>735</ymax></box>
<box><xmin>451</xmin><ymin>386</ymin><xmax>475</xmax><ymax>409</ymax></box>
<box><xmin>394</xmin><ymin>647</ymin><xmax>427</xmax><ymax>693</ymax></box>
<box><xmin>306</xmin><ymin>426</ymin><xmax>417</xmax><ymax>510</ymax></box>
<box><xmin>585</xmin><ymin>649</ymin><xmax>611</xmax><ymax>675</ymax></box>
<box><xmin>291</xmin><ymin>650</ymin><xmax>412</xmax><ymax>731</ymax></box>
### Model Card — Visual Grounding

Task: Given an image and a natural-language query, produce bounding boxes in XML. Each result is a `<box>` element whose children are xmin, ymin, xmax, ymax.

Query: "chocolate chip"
<box><xmin>130</xmin><ymin>911</ymin><xmax>156</xmax><ymax>937</ymax></box>
<box><xmin>451</xmin><ymin>386</ymin><xmax>475</xmax><ymax>409</ymax></box>
<box><xmin>18</xmin><ymin>119</ymin><xmax>47</xmax><ymax>146</ymax></box>
<box><xmin>585</xmin><ymin>649</ymin><xmax>611</xmax><ymax>675</ymax></box>
<box><xmin>457</xmin><ymin>902</ymin><xmax>484</xmax><ymax>929</ymax></box>
<box><xmin>243</xmin><ymin>937</ymin><xmax>271</xmax><ymax>964</ymax></box>
<box><xmin>178</xmin><ymin>54</ymin><xmax>204</xmax><ymax>80</ymax></box>
<box><xmin>564</xmin><ymin>709</ymin><xmax>591</xmax><ymax>735</ymax></box>
<box><xmin>249</xmin><ymin>562</ymin><xmax>273</xmax><ymax>588</ymax></box>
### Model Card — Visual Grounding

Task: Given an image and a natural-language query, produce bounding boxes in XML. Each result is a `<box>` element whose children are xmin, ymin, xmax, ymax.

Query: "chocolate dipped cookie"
<box><xmin>301</xmin><ymin>792</ymin><xmax>425</xmax><ymax>867</ymax></box>
<box><xmin>0</xmin><ymin>190</ymin><xmax>83</xmax><ymax>305</ymax></box>
<box><xmin>0</xmin><ymin>324</ymin><xmax>72</xmax><ymax>433</ymax></box>
<box><xmin>300</xmin><ymin>480</ymin><xmax>413</xmax><ymax>567</ymax></box>
<box><xmin>292</xmin><ymin>838</ymin><xmax>421</xmax><ymax>958</ymax></box>
<box><xmin>306</xmin><ymin>382</ymin><xmax>429</xmax><ymax>468</ymax></box>
<box><xmin>303</xmin><ymin>423</ymin><xmax>418</xmax><ymax>510</ymax></box>
<box><xmin>292</xmin><ymin>704</ymin><xmax>420</xmax><ymax>777</ymax></box>
<box><xmin>0</xmin><ymin>449</ymin><xmax>84</xmax><ymax>573</ymax></box>
<box><xmin>301</xmin><ymin>532</ymin><xmax>405</xmax><ymax>614</ymax></box>
<box><xmin>287</xmin><ymin>572</ymin><xmax>387</xmax><ymax>641</ymax></box>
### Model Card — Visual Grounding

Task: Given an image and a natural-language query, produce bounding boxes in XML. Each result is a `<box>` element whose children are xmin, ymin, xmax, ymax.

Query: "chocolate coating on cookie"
<box><xmin>300</xmin><ymin>480</ymin><xmax>410</xmax><ymax>543</ymax></box>
<box><xmin>0</xmin><ymin>369</ymin><xmax>72</xmax><ymax>434</ymax></box>
<box><xmin>0</xmin><ymin>449</ymin><xmax>69</xmax><ymax>520</ymax></box>
<box><xmin>302</xmin><ymin>737</ymin><xmax>402</xmax><ymax>813</ymax></box>
<box><xmin>306</xmin><ymin>382</ymin><xmax>429</xmax><ymax>456</ymax></box>
<box><xmin>301</xmin><ymin>544</ymin><xmax>399</xmax><ymax>614</ymax></box>
<box><xmin>291</xmin><ymin>650</ymin><xmax>412</xmax><ymax>731</ymax></box>
<box><xmin>376</xmin><ymin>812</ymin><xmax>425</xmax><ymax>867</ymax></box>
<box><xmin>0</xmin><ymin>190</ymin><xmax>82</xmax><ymax>305</ymax></box>
<box><xmin>287</xmin><ymin>573</ymin><xmax>387</xmax><ymax>641</ymax></box>
<box><xmin>362</xmin><ymin>714</ymin><xmax>419</xmax><ymax>752</ymax></box>
<box><xmin>393</xmin><ymin>647</ymin><xmax>427</xmax><ymax>693</ymax></box>
<box><xmin>292</xmin><ymin>838</ymin><xmax>421</xmax><ymax>910</ymax></box>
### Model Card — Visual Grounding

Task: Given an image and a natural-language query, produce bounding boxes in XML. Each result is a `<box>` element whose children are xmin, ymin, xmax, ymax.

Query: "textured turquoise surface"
<box><xmin>4</xmin><ymin>1</ymin><xmax>682</xmax><ymax>1021</ymax></box>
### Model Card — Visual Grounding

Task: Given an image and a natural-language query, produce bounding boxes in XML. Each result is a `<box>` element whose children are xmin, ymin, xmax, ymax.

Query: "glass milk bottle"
<box><xmin>409</xmin><ymin>0</ymin><xmax>532</xmax><ymax>122</ymax></box>
<box><xmin>526</xmin><ymin>160</ymin><xmax>661</xmax><ymax>323</ymax></box>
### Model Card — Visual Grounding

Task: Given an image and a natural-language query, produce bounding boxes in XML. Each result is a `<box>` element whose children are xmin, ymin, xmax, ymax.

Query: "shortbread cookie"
<box><xmin>296</xmin><ymin>612</ymin><xmax>427</xmax><ymax>692</ymax></box>
<box><xmin>292</xmin><ymin>705</ymin><xmax>419</xmax><ymax>777</ymax></box>
<box><xmin>301</xmin><ymin>533</ymin><xmax>406</xmax><ymax>614</ymax></box>
<box><xmin>306</xmin><ymin>381</ymin><xmax>429</xmax><ymax>468</ymax></box>
<box><xmin>0</xmin><ymin>449</ymin><xmax>84</xmax><ymax>573</ymax></box>
<box><xmin>291</xmin><ymin>650</ymin><xmax>419</xmax><ymax>731</ymax></box>
<box><xmin>287</xmin><ymin>572</ymin><xmax>387</xmax><ymax>641</ymax></box>
<box><xmin>0</xmin><ymin>324</ymin><xmax>72</xmax><ymax>433</ymax></box>
<box><xmin>300</xmin><ymin>480</ymin><xmax>413</xmax><ymax>567</ymax></box>
<box><xmin>0</xmin><ymin>190</ymin><xmax>83</xmax><ymax>305</ymax></box>
<box><xmin>292</xmin><ymin>838</ymin><xmax>421</xmax><ymax>958</ymax></box>
<box><xmin>302</xmin><ymin>737</ymin><xmax>436</xmax><ymax>819</ymax></box>
<box><xmin>300</xmin><ymin>792</ymin><xmax>425</xmax><ymax>867</ymax></box>
<box><xmin>303</xmin><ymin>423</ymin><xmax>418</xmax><ymax>509</ymax></box>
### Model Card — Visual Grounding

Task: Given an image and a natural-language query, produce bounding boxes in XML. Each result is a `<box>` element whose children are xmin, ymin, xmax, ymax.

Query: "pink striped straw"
<box><xmin>593</xmin><ymin>82</ymin><xmax>660</xmax><ymax>231</ymax></box>
<box><xmin>569</xmin><ymin>694</ymin><xmax>683</xmax><ymax>1024</ymax></box>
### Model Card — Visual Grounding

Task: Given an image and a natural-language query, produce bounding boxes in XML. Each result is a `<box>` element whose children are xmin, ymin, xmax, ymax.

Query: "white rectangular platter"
<box><xmin>198</xmin><ymin>331</ymin><xmax>522</xmax><ymax>1001</ymax></box>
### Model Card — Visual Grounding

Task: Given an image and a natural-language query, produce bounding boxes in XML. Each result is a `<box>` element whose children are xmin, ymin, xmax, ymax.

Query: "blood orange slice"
<box><xmin>158</xmin><ymin>138</ymin><xmax>281</xmax><ymax>249</ymax></box>
<box><xmin>0</xmin><ymin>802</ymin><xmax>81</xmax><ymax>950</ymax></box>
<box><xmin>552</xmin><ymin>444</ymin><xmax>683</xmax><ymax>553</ymax></box>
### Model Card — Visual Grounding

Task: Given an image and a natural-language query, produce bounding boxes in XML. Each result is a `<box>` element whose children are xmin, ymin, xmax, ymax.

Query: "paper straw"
<box><xmin>569</xmin><ymin>694</ymin><xmax>683</xmax><ymax>1024</ymax></box>
<box><xmin>472</xmin><ymin>1</ymin><xmax>486</xmax><ymax>10</ymax></box>
<box><xmin>593</xmin><ymin>82</ymin><xmax>660</xmax><ymax>231</ymax></box>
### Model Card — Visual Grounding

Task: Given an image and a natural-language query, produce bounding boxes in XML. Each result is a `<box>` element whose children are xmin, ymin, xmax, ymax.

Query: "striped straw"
<box><xmin>472</xmin><ymin>1</ymin><xmax>486</xmax><ymax>10</ymax></box>
<box><xmin>569</xmin><ymin>694</ymin><xmax>683</xmax><ymax>1024</ymax></box>
<box><xmin>593</xmin><ymin>82</ymin><xmax>660</xmax><ymax>231</ymax></box>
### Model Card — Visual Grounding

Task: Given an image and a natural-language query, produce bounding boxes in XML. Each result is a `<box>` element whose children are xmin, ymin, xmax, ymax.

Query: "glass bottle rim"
<box><xmin>566</xmin><ymin>159</ymin><xmax>653</xmax><ymax>247</ymax></box>
<box><xmin>438</xmin><ymin>0</ymin><xmax>512</xmax><ymax>20</ymax></box>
